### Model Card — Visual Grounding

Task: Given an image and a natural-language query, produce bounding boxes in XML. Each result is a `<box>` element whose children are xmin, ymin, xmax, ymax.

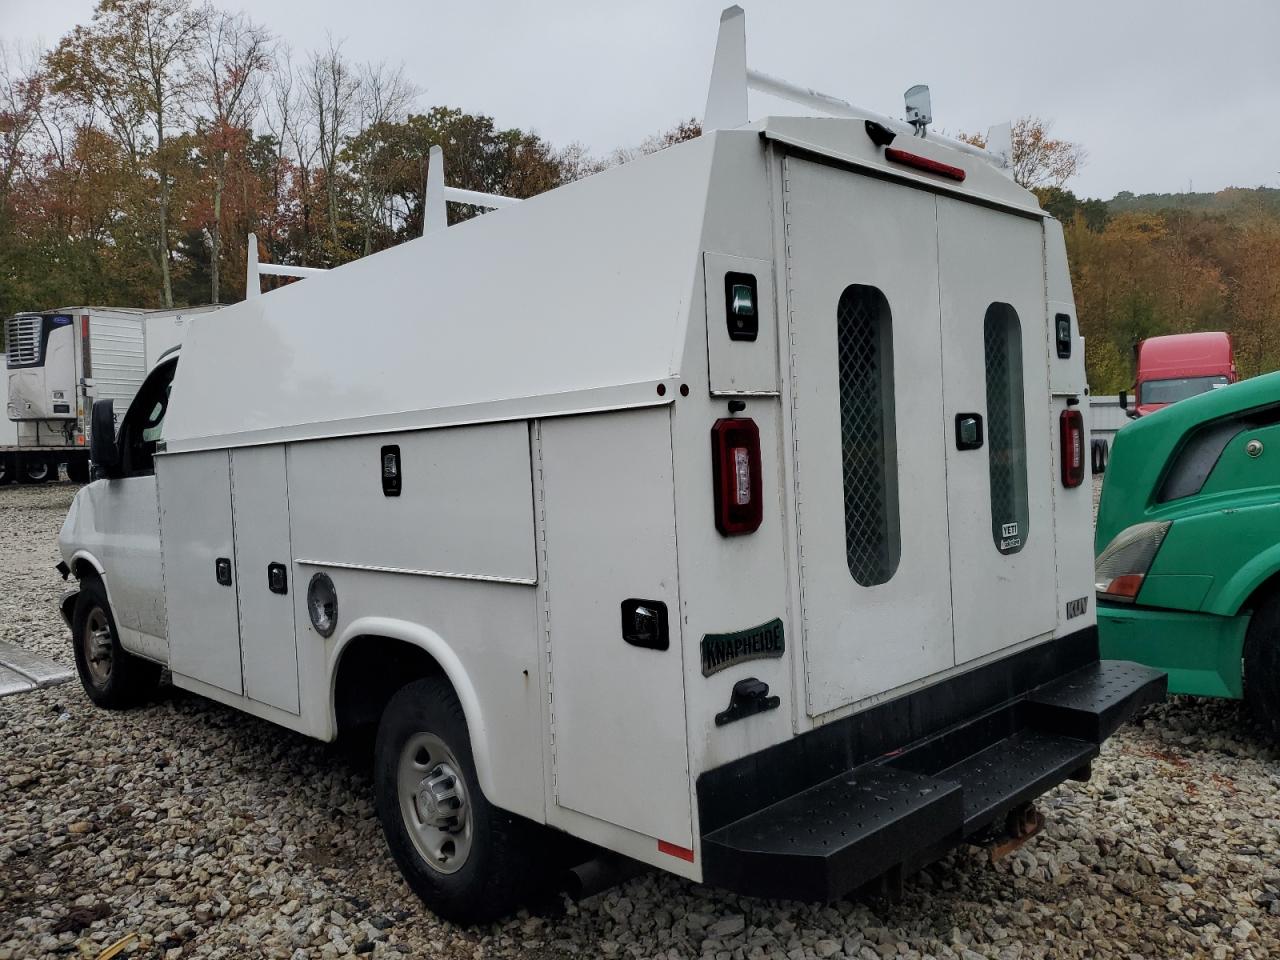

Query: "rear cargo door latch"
<box><xmin>715</xmin><ymin>677</ymin><xmax>780</xmax><ymax>726</ymax></box>
<box><xmin>955</xmin><ymin>413</ymin><xmax>984</xmax><ymax>451</ymax></box>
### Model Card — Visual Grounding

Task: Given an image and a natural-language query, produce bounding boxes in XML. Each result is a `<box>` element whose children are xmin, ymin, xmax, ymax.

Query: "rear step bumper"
<box><xmin>698</xmin><ymin>634</ymin><xmax>1165</xmax><ymax>901</ymax></box>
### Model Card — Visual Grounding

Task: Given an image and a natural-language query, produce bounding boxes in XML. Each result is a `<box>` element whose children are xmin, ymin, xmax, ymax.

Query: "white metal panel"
<box><xmin>144</xmin><ymin>313</ymin><xmax>192</xmax><ymax>369</ymax></box>
<box><xmin>162</xmin><ymin>136</ymin><xmax>718</xmax><ymax>451</ymax></box>
<box><xmin>231</xmin><ymin>445</ymin><xmax>299</xmax><ymax>714</ymax></box>
<box><xmin>540</xmin><ymin>408</ymin><xmax>692</xmax><ymax>847</ymax></box>
<box><xmin>782</xmin><ymin>158</ymin><xmax>955</xmax><ymax>715</ymax></box>
<box><xmin>936</xmin><ymin>197</ymin><xmax>1057</xmax><ymax>664</ymax></box>
<box><xmin>703</xmin><ymin>252</ymin><xmax>777</xmax><ymax>394</ymax></box>
<box><xmin>85</xmin><ymin>476</ymin><xmax>167</xmax><ymax>655</ymax></box>
<box><xmin>1044</xmin><ymin>220</ymin><xmax>1087</xmax><ymax>395</ymax></box>
<box><xmin>287</xmin><ymin>422</ymin><xmax>535</xmax><ymax>583</ymax></box>
<box><xmin>87</xmin><ymin>311</ymin><xmax>148</xmax><ymax>408</ymax></box>
<box><xmin>0</xmin><ymin>357</ymin><xmax>14</xmax><ymax>445</ymax></box>
<box><xmin>158</xmin><ymin>450</ymin><xmax>243</xmax><ymax>694</ymax></box>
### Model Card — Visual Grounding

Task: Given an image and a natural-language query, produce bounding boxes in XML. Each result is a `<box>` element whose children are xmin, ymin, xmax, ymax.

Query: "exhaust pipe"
<box><xmin>564</xmin><ymin>854</ymin><xmax>649</xmax><ymax>900</ymax></box>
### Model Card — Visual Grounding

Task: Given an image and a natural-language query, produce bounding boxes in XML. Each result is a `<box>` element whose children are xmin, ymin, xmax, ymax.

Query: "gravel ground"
<box><xmin>4</xmin><ymin>480</ymin><xmax>1280</xmax><ymax>959</ymax></box>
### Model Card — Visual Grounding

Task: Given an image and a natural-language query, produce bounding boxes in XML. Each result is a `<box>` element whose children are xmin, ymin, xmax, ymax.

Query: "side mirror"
<box><xmin>1117</xmin><ymin>389</ymin><xmax>1128</xmax><ymax>408</ymax></box>
<box><xmin>90</xmin><ymin>399</ymin><xmax>121</xmax><ymax>479</ymax></box>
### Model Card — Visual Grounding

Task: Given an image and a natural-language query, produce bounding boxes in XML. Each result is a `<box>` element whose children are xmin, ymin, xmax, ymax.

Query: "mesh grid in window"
<box><xmin>983</xmin><ymin>303</ymin><xmax>1030</xmax><ymax>555</ymax></box>
<box><xmin>837</xmin><ymin>285</ymin><xmax>901</xmax><ymax>587</ymax></box>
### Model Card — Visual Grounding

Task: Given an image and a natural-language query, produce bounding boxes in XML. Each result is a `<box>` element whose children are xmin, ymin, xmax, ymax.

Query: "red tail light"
<box><xmin>711</xmin><ymin>418</ymin><xmax>763</xmax><ymax>535</ymax></box>
<box><xmin>1060</xmin><ymin>409</ymin><xmax>1085</xmax><ymax>488</ymax></box>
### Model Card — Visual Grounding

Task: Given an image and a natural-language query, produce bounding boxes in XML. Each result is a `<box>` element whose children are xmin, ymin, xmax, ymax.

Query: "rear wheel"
<box><xmin>1244</xmin><ymin>592</ymin><xmax>1280</xmax><ymax>739</ymax></box>
<box><xmin>71</xmin><ymin>578</ymin><xmax>161</xmax><ymax>709</ymax></box>
<box><xmin>373</xmin><ymin>675</ymin><xmax>545</xmax><ymax>924</ymax></box>
<box><xmin>0</xmin><ymin>455</ymin><xmax>12</xmax><ymax>485</ymax></box>
<box><xmin>18</xmin><ymin>457</ymin><xmax>51</xmax><ymax>484</ymax></box>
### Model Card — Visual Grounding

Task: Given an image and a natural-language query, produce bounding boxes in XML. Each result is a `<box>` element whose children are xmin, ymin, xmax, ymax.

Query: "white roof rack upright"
<box><xmin>245</xmin><ymin>147</ymin><xmax>522</xmax><ymax>298</ymax></box>
<box><xmin>423</xmin><ymin>145</ymin><xmax>521</xmax><ymax>235</ymax></box>
<box><xmin>704</xmin><ymin>5</ymin><xmax>1013</xmax><ymax>176</ymax></box>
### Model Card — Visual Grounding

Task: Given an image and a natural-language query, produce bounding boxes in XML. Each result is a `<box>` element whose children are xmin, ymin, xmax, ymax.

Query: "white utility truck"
<box><xmin>3</xmin><ymin>305</ymin><xmax>214</xmax><ymax>484</ymax></box>
<box><xmin>57</xmin><ymin>7</ymin><xmax>1163</xmax><ymax>923</ymax></box>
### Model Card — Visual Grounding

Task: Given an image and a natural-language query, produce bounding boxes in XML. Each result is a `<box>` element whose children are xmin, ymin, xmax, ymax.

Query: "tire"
<box><xmin>18</xmin><ymin>458</ymin><xmax>51</xmax><ymax>484</ymax></box>
<box><xmin>0</xmin><ymin>455</ymin><xmax>12</xmax><ymax>485</ymax></box>
<box><xmin>1244</xmin><ymin>592</ymin><xmax>1280</xmax><ymax>739</ymax></box>
<box><xmin>374</xmin><ymin>676</ymin><xmax>545</xmax><ymax>924</ymax></box>
<box><xmin>67</xmin><ymin>459</ymin><xmax>90</xmax><ymax>484</ymax></box>
<box><xmin>71</xmin><ymin>577</ymin><xmax>161</xmax><ymax>709</ymax></box>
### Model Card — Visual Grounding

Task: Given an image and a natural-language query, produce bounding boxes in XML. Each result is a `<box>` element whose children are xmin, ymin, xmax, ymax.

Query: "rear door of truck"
<box><xmin>781</xmin><ymin>156</ymin><xmax>1056</xmax><ymax>718</ymax></box>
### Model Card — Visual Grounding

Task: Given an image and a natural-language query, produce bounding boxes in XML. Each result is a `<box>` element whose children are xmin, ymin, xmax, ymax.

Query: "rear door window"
<box><xmin>983</xmin><ymin>303</ymin><xmax>1029</xmax><ymax>555</ymax></box>
<box><xmin>837</xmin><ymin>284</ymin><xmax>901</xmax><ymax>586</ymax></box>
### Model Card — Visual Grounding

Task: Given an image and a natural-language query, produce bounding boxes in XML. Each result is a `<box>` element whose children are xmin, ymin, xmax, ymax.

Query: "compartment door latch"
<box><xmin>715</xmin><ymin>677</ymin><xmax>780</xmax><ymax>727</ymax></box>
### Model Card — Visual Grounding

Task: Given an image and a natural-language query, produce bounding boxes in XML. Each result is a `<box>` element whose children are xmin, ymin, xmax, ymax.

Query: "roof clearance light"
<box><xmin>884</xmin><ymin>147</ymin><xmax>966</xmax><ymax>182</ymax></box>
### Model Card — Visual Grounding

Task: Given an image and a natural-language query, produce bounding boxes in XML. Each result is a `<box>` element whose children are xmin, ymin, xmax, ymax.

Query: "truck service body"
<box><xmin>56</xmin><ymin>9</ymin><xmax>1164</xmax><ymax>921</ymax></box>
<box><xmin>3</xmin><ymin>306</ymin><xmax>214</xmax><ymax>484</ymax></box>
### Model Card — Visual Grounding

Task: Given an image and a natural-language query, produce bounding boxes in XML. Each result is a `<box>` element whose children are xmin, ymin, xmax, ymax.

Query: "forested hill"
<box><xmin>1106</xmin><ymin>186</ymin><xmax>1280</xmax><ymax>217</ymax></box>
<box><xmin>1039</xmin><ymin>185</ymin><xmax>1280</xmax><ymax>392</ymax></box>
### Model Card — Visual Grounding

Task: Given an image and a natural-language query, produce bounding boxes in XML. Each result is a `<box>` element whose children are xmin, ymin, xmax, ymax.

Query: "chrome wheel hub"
<box><xmin>397</xmin><ymin>732</ymin><xmax>473</xmax><ymax>874</ymax></box>
<box><xmin>83</xmin><ymin>608</ymin><xmax>114</xmax><ymax>688</ymax></box>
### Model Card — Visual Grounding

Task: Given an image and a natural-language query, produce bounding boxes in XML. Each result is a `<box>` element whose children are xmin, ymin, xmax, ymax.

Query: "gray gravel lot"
<box><xmin>4</xmin><ymin>480</ymin><xmax>1280</xmax><ymax>959</ymax></box>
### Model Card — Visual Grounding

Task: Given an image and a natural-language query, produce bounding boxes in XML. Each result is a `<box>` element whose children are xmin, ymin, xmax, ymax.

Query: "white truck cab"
<box><xmin>57</xmin><ymin>8</ymin><xmax>1164</xmax><ymax>923</ymax></box>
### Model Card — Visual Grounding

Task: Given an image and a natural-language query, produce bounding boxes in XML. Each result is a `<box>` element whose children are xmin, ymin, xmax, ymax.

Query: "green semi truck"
<box><xmin>1096</xmin><ymin>370</ymin><xmax>1280</xmax><ymax>734</ymax></box>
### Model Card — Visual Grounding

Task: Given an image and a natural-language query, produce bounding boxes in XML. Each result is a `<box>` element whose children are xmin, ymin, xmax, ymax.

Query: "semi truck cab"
<box><xmin>1123</xmin><ymin>331</ymin><xmax>1237</xmax><ymax>418</ymax></box>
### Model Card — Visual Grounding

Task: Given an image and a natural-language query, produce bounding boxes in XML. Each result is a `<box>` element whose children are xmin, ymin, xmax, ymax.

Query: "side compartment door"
<box><xmin>539</xmin><ymin>408</ymin><xmax>691</xmax><ymax>847</ymax></box>
<box><xmin>231</xmin><ymin>445</ymin><xmax>299</xmax><ymax>714</ymax></box>
<box><xmin>937</xmin><ymin>198</ymin><xmax>1056</xmax><ymax>663</ymax></box>
<box><xmin>159</xmin><ymin>450</ymin><xmax>243</xmax><ymax>694</ymax></box>
<box><xmin>783</xmin><ymin>157</ymin><xmax>955</xmax><ymax>716</ymax></box>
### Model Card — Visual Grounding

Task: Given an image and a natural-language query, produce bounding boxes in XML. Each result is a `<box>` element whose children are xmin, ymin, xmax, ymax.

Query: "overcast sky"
<box><xmin>5</xmin><ymin>0</ymin><xmax>1279</xmax><ymax>199</ymax></box>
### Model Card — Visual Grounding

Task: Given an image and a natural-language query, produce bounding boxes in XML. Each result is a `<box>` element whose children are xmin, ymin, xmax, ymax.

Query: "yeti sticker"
<box><xmin>999</xmin><ymin>521</ymin><xmax>1022</xmax><ymax>553</ymax></box>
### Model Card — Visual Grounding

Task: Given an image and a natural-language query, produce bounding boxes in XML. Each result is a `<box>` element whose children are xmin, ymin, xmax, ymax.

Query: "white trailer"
<box><xmin>2</xmin><ymin>305</ymin><xmax>216</xmax><ymax>484</ymax></box>
<box><xmin>56</xmin><ymin>7</ymin><xmax>1163</xmax><ymax>923</ymax></box>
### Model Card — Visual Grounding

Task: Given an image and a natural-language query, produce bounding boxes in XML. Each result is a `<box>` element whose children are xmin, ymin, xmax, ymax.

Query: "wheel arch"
<box><xmin>1210</xmin><ymin>546</ymin><xmax>1280</xmax><ymax>618</ymax></box>
<box><xmin>330</xmin><ymin>617</ymin><xmax>495</xmax><ymax>798</ymax></box>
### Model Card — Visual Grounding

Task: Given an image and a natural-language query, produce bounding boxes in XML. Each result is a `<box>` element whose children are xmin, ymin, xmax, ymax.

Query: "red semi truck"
<box><xmin>1121</xmin><ymin>332</ymin><xmax>1237</xmax><ymax>418</ymax></box>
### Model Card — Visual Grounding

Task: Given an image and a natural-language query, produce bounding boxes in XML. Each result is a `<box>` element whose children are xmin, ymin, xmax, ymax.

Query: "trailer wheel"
<box><xmin>0</xmin><ymin>455</ymin><xmax>12</xmax><ymax>485</ymax></box>
<box><xmin>1244</xmin><ymin>592</ymin><xmax>1280</xmax><ymax>740</ymax></box>
<box><xmin>374</xmin><ymin>675</ymin><xmax>543</xmax><ymax>924</ymax></box>
<box><xmin>71</xmin><ymin>577</ymin><xmax>161</xmax><ymax>709</ymax></box>
<box><xmin>18</xmin><ymin>458</ymin><xmax>52</xmax><ymax>484</ymax></box>
<box><xmin>1091</xmin><ymin>438</ymin><xmax>1109</xmax><ymax>475</ymax></box>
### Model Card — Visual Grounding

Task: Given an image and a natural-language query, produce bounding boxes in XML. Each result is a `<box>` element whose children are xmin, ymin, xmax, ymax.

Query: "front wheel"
<box><xmin>373</xmin><ymin>676</ymin><xmax>545</xmax><ymax>924</ymax></box>
<box><xmin>1244</xmin><ymin>592</ymin><xmax>1280</xmax><ymax>739</ymax></box>
<box><xmin>71</xmin><ymin>578</ymin><xmax>161</xmax><ymax>709</ymax></box>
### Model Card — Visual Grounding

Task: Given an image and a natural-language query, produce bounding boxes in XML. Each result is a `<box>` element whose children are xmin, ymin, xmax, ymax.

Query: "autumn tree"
<box><xmin>959</xmin><ymin>116</ymin><xmax>1086</xmax><ymax>191</ymax></box>
<box><xmin>49</xmin><ymin>0</ymin><xmax>207</xmax><ymax>307</ymax></box>
<box><xmin>194</xmin><ymin>8</ymin><xmax>271</xmax><ymax>302</ymax></box>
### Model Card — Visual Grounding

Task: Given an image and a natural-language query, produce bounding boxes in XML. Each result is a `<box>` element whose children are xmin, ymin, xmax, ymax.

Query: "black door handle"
<box><xmin>267</xmin><ymin>562</ymin><xmax>288</xmax><ymax>595</ymax></box>
<box><xmin>955</xmin><ymin>413</ymin><xmax>984</xmax><ymax>450</ymax></box>
<box><xmin>215</xmin><ymin>557</ymin><xmax>232</xmax><ymax>586</ymax></box>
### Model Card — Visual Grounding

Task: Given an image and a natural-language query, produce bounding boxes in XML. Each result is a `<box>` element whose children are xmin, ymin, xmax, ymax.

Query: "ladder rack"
<box><xmin>245</xmin><ymin>146</ymin><xmax>521</xmax><ymax>298</ymax></box>
<box><xmin>704</xmin><ymin>5</ymin><xmax>1013</xmax><ymax>174</ymax></box>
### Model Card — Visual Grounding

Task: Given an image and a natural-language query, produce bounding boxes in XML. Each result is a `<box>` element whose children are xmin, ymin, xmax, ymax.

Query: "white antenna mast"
<box><xmin>703</xmin><ymin>5</ymin><xmax>1013</xmax><ymax>176</ymax></box>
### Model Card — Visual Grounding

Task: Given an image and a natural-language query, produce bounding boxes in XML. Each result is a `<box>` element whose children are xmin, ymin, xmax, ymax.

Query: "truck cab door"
<box><xmin>87</xmin><ymin>358</ymin><xmax>176</xmax><ymax>660</ymax></box>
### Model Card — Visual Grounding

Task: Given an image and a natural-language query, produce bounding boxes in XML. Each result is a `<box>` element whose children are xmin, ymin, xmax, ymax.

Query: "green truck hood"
<box><xmin>1095</xmin><ymin>370</ymin><xmax>1280</xmax><ymax>552</ymax></box>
